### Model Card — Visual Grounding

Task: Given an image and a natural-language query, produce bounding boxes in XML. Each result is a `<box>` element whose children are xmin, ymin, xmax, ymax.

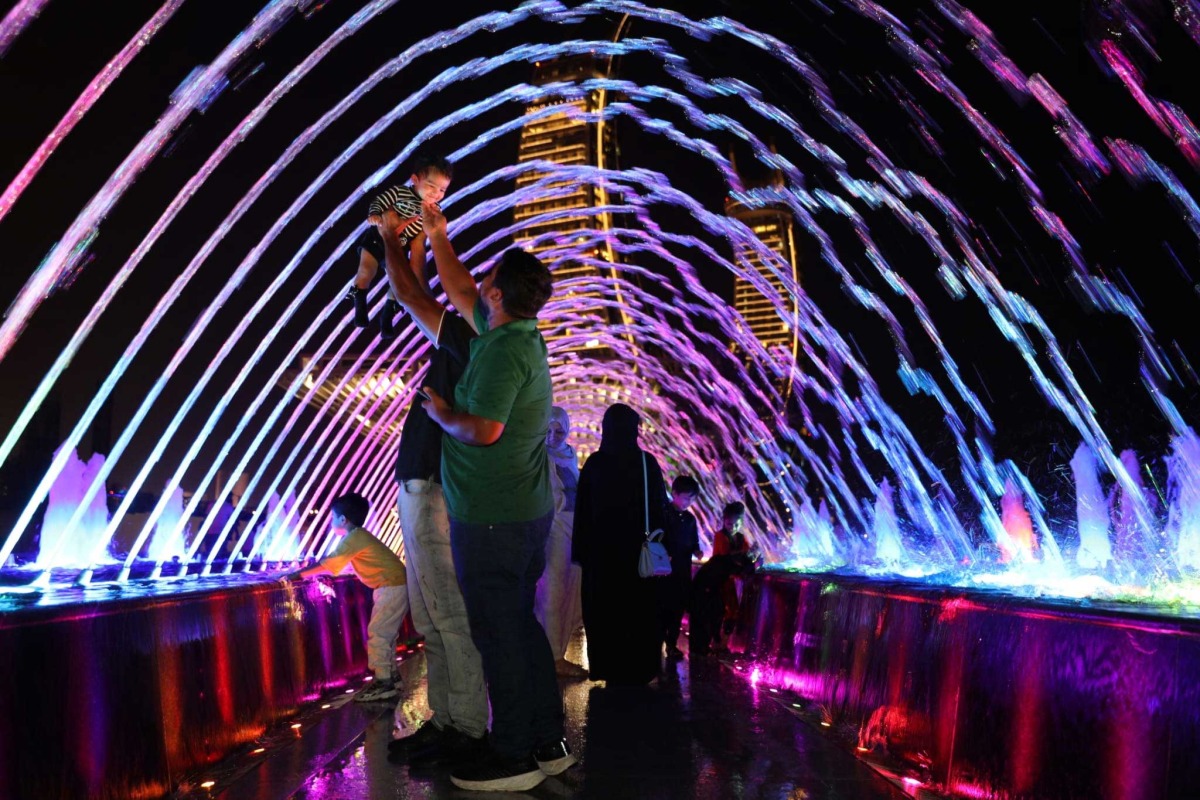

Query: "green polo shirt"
<box><xmin>440</xmin><ymin>305</ymin><xmax>554</xmax><ymax>524</ymax></box>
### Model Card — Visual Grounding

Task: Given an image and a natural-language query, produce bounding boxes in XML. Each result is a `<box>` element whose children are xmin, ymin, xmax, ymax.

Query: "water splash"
<box><xmin>1071</xmin><ymin>444</ymin><xmax>1113</xmax><ymax>571</ymax></box>
<box><xmin>1166</xmin><ymin>430</ymin><xmax>1200</xmax><ymax>572</ymax></box>
<box><xmin>999</xmin><ymin>479</ymin><xmax>1037</xmax><ymax>564</ymax></box>
<box><xmin>790</xmin><ymin>496</ymin><xmax>839</xmax><ymax>567</ymax></box>
<box><xmin>37</xmin><ymin>446</ymin><xmax>111</xmax><ymax>568</ymax></box>
<box><xmin>0</xmin><ymin>0</ymin><xmax>185</xmax><ymax>223</ymax></box>
<box><xmin>146</xmin><ymin>485</ymin><xmax>187</xmax><ymax>565</ymax></box>
<box><xmin>0</xmin><ymin>0</ymin><xmax>50</xmax><ymax>58</ymax></box>
<box><xmin>872</xmin><ymin>479</ymin><xmax>905</xmax><ymax>567</ymax></box>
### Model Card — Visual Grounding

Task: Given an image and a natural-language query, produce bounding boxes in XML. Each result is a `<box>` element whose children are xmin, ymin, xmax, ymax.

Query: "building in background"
<box><xmin>725</xmin><ymin>155</ymin><xmax>801</xmax><ymax>400</ymax></box>
<box><xmin>513</xmin><ymin>55</ymin><xmax>624</xmax><ymax>353</ymax></box>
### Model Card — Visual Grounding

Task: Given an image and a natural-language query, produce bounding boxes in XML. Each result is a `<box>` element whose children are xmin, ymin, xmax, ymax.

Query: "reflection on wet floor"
<box><xmin>212</xmin><ymin>635</ymin><xmax>901</xmax><ymax>800</ymax></box>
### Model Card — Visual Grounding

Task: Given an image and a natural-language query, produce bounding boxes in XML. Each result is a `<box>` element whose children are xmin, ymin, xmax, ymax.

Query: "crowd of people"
<box><xmin>286</xmin><ymin>155</ymin><xmax>761</xmax><ymax>792</ymax></box>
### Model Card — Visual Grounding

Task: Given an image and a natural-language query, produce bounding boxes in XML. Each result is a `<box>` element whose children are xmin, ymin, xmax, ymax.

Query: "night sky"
<box><xmin>0</xmin><ymin>0</ymin><xmax>1197</xmax><ymax>531</ymax></box>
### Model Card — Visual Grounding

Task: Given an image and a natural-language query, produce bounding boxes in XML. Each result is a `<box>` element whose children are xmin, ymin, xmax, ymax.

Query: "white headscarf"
<box><xmin>547</xmin><ymin>406</ymin><xmax>579</xmax><ymax>509</ymax></box>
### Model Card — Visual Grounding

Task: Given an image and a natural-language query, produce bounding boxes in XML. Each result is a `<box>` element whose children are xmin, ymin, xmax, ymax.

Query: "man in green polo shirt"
<box><xmin>418</xmin><ymin>201</ymin><xmax>572</xmax><ymax>793</ymax></box>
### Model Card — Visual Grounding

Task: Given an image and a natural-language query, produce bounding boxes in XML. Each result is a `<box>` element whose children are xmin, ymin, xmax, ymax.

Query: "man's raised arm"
<box><xmin>378</xmin><ymin>210</ymin><xmax>444</xmax><ymax>343</ymax></box>
<box><xmin>422</xmin><ymin>201</ymin><xmax>482</xmax><ymax>332</ymax></box>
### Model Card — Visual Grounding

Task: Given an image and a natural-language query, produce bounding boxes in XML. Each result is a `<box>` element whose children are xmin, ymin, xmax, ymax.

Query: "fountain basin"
<box><xmin>733</xmin><ymin>569</ymin><xmax>1200</xmax><ymax>799</ymax></box>
<box><xmin>0</xmin><ymin>574</ymin><xmax>376</xmax><ymax>800</ymax></box>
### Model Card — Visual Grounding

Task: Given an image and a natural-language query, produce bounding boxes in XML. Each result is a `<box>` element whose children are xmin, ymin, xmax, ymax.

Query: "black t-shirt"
<box><xmin>394</xmin><ymin>311</ymin><xmax>475</xmax><ymax>482</ymax></box>
<box><xmin>662</xmin><ymin>505</ymin><xmax>699</xmax><ymax>573</ymax></box>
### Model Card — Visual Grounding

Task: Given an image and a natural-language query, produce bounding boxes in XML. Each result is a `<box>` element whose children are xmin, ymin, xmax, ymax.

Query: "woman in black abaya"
<box><xmin>572</xmin><ymin>403</ymin><xmax>667</xmax><ymax>685</ymax></box>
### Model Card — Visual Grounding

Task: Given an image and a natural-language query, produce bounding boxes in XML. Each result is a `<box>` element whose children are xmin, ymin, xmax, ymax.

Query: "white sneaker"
<box><xmin>533</xmin><ymin>739</ymin><xmax>577</xmax><ymax>775</ymax></box>
<box><xmin>354</xmin><ymin>679</ymin><xmax>399</xmax><ymax>703</ymax></box>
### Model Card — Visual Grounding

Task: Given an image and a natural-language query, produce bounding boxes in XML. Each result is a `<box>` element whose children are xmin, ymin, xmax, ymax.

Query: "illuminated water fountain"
<box><xmin>1167</xmin><ymin>430</ymin><xmax>1200</xmax><ymax>571</ymax></box>
<box><xmin>2</xmin><ymin>0</ymin><xmax>1200</xmax><ymax>796</ymax></box>
<box><xmin>144</xmin><ymin>483</ymin><xmax>187</xmax><ymax>565</ymax></box>
<box><xmin>1</xmin><ymin>1</ymin><xmax>1191</xmax><ymax>605</ymax></box>
<box><xmin>35</xmin><ymin>444</ymin><xmax>111</xmax><ymax>569</ymax></box>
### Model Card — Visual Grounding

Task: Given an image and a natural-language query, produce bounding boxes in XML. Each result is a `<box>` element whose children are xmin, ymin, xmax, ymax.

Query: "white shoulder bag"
<box><xmin>637</xmin><ymin>452</ymin><xmax>673</xmax><ymax>578</ymax></box>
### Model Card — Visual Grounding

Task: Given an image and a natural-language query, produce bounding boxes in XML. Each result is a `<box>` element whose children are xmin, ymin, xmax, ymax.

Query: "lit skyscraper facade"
<box><xmin>725</xmin><ymin>166</ymin><xmax>801</xmax><ymax>398</ymax></box>
<box><xmin>513</xmin><ymin>55</ymin><xmax>622</xmax><ymax>350</ymax></box>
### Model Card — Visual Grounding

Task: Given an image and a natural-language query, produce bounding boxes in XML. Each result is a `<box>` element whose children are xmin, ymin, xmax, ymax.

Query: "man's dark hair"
<box><xmin>493</xmin><ymin>247</ymin><xmax>553</xmax><ymax>318</ymax></box>
<box><xmin>672</xmin><ymin>475</ymin><xmax>700</xmax><ymax>495</ymax></box>
<box><xmin>722</xmin><ymin>501</ymin><xmax>745</xmax><ymax>519</ymax></box>
<box><xmin>331</xmin><ymin>492</ymin><xmax>370</xmax><ymax>527</ymax></box>
<box><xmin>412</xmin><ymin>152</ymin><xmax>454</xmax><ymax>180</ymax></box>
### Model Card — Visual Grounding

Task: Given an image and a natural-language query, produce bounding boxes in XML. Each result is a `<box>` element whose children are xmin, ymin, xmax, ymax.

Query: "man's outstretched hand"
<box><xmin>376</xmin><ymin>209</ymin><xmax>419</xmax><ymax>240</ymax></box>
<box><xmin>421</xmin><ymin>200</ymin><xmax>447</xmax><ymax>238</ymax></box>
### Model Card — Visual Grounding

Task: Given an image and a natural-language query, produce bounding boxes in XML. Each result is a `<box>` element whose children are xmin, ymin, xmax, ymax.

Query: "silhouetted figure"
<box><xmin>573</xmin><ymin>404</ymin><xmax>667</xmax><ymax>686</ymax></box>
<box><xmin>658</xmin><ymin>475</ymin><xmax>702</xmax><ymax>657</ymax></box>
<box><xmin>689</xmin><ymin>549</ymin><xmax>756</xmax><ymax>657</ymax></box>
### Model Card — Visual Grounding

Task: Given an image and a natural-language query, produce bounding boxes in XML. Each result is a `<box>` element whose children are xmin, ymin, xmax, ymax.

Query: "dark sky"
<box><xmin>0</xmin><ymin>0</ymin><xmax>1196</xmax><ymax>514</ymax></box>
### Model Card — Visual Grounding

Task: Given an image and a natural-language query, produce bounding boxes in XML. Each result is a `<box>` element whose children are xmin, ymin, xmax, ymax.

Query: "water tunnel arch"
<box><xmin>0</xmin><ymin>0</ymin><xmax>1197</xmax><ymax>600</ymax></box>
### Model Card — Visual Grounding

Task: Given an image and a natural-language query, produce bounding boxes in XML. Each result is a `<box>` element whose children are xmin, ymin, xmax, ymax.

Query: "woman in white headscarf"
<box><xmin>535</xmin><ymin>406</ymin><xmax>586</xmax><ymax>675</ymax></box>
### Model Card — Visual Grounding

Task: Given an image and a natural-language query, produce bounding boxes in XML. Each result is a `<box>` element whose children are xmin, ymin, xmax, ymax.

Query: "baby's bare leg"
<box><xmin>353</xmin><ymin>250</ymin><xmax>379</xmax><ymax>290</ymax></box>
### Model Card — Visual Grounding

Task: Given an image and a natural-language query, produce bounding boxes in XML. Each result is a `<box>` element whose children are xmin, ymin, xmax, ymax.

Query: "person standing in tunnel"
<box><xmin>534</xmin><ymin>405</ymin><xmax>586</xmax><ymax>676</ymax></box>
<box><xmin>708</xmin><ymin>501</ymin><xmax>761</xmax><ymax>652</ymax></box>
<box><xmin>371</xmin><ymin>209</ymin><xmax>489</xmax><ymax>768</ymax></box>
<box><xmin>658</xmin><ymin>474</ymin><xmax>702</xmax><ymax>658</ymax></box>
<box><xmin>572</xmin><ymin>403</ymin><xmax>668</xmax><ymax>686</ymax></box>
<box><xmin>419</xmin><ymin>201</ymin><xmax>571</xmax><ymax>793</ymax></box>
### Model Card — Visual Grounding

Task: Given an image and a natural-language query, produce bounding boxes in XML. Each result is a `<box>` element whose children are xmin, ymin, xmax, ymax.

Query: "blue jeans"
<box><xmin>449</xmin><ymin>511</ymin><xmax>563</xmax><ymax>760</ymax></box>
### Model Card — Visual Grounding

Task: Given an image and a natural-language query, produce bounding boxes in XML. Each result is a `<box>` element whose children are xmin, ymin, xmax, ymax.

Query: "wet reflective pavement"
<box><xmin>203</xmin><ymin>636</ymin><xmax>902</xmax><ymax>800</ymax></box>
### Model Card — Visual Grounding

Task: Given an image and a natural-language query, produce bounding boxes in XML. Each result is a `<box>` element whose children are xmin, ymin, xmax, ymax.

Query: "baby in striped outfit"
<box><xmin>349</xmin><ymin>153</ymin><xmax>453</xmax><ymax>338</ymax></box>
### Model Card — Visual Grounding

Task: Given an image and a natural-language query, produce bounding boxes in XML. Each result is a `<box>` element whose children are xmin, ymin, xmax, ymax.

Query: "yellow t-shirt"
<box><xmin>320</xmin><ymin>527</ymin><xmax>406</xmax><ymax>589</ymax></box>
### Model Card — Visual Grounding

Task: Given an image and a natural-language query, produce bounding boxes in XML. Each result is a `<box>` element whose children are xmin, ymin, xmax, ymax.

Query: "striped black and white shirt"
<box><xmin>368</xmin><ymin>183</ymin><xmax>424</xmax><ymax>247</ymax></box>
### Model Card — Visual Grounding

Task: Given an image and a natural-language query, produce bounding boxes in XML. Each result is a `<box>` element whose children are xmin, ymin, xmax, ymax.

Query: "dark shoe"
<box><xmin>408</xmin><ymin>726</ymin><xmax>485</xmax><ymax>768</ymax></box>
<box><xmin>449</xmin><ymin>752</ymin><xmax>545</xmax><ymax>792</ymax></box>
<box><xmin>533</xmin><ymin>739</ymin><xmax>576</xmax><ymax>776</ymax></box>
<box><xmin>379</xmin><ymin>298</ymin><xmax>401</xmax><ymax>339</ymax></box>
<box><xmin>347</xmin><ymin>286</ymin><xmax>369</xmax><ymax>327</ymax></box>
<box><xmin>387</xmin><ymin>721</ymin><xmax>444</xmax><ymax>754</ymax></box>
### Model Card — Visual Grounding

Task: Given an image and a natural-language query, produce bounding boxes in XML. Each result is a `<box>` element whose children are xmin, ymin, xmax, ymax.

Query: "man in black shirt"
<box><xmin>658</xmin><ymin>475</ymin><xmax>702</xmax><ymax>658</ymax></box>
<box><xmin>374</xmin><ymin>209</ymin><xmax>487</xmax><ymax>766</ymax></box>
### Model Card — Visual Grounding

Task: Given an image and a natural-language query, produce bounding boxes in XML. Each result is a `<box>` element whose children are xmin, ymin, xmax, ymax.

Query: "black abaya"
<box><xmin>572</xmin><ymin>448</ymin><xmax>667</xmax><ymax>685</ymax></box>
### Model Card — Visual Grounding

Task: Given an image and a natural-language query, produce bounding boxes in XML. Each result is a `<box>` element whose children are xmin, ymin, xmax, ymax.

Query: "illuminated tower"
<box><xmin>513</xmin><ymin>55</ymin><xmax>622</xmax><ymax>351</ymax></box>
<box><xmin>725</xmin><ymin>159</ymin><xmax>800</xmax><ymax>399</ymax></box>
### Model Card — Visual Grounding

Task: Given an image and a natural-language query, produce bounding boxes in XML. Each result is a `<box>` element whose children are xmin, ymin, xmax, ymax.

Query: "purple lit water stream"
<box><xmin>0</xmin><ymin>1</ymin><xmax>1198</xmax><ymax>608</ymax></box>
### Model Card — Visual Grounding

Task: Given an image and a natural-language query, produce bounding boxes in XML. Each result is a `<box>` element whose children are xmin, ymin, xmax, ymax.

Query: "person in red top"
<box><xmin>711</xmin><ymin>501</ymin><xmax>750</xmax><ymax>555</ymax></box>
<box><xmin>709</xmin><ymin>502</ymin><xmax>756</xmax><ymax>651</ymax></box>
